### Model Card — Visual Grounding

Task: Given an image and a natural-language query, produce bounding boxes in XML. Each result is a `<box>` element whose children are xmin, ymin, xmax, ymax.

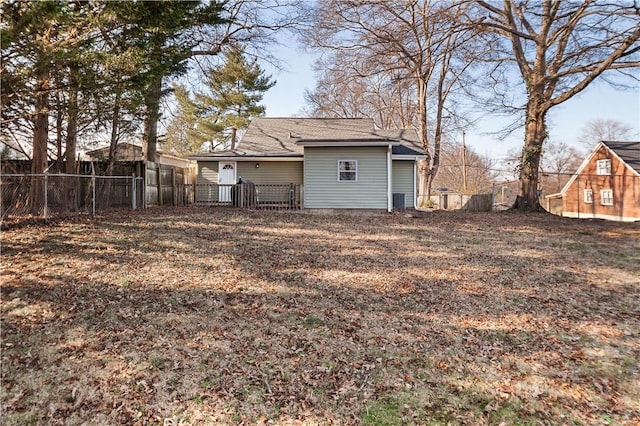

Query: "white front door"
<box><xmin>218</xmin><ymin>162</ymin><xmax>236</xmax><ymax>202</ymax></box>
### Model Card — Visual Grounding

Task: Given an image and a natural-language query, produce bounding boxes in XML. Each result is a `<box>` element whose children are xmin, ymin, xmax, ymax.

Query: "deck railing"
<box><xmin>194</xmin><ymin>183</ymin><xmax>302</xmax><ymax>210</ymax></box>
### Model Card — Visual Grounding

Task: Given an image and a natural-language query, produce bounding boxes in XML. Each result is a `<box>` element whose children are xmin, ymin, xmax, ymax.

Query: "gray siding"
<box><xmin>196</xmin><ymin>161</ymin><xmax>219</xmax><ymax>202</ymax></box>
<box><xmin>197</xmin><ymin>161</ymin><xmax>219</xmax><ymax>184</ymax></box>
<box><xmin>392</xmin><ymin>160</ymin><xmax>415</xmax><ymax>208</ymax></box>
<box><xmin>237</xmin><ymin>161</ymin><xmax>303</xmax><ymax>184</ymax></box>
<box><xmin>304</xmin><ymin>146</ymin><xmax>388</xmax><ymax>209</ymax></box>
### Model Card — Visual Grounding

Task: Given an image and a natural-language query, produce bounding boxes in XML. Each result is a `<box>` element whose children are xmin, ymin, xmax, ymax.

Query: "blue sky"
<box><xmin>261</xmin><ymin>45</ymin><xmax>640</xmax><ymax>163</ymax></box>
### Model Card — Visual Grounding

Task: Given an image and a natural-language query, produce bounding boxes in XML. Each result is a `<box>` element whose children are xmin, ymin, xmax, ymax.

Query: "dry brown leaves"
<box><xmin>1</xmin><ymin>207</ymin><xmax>639</xmax><ymax>425</ymax></box>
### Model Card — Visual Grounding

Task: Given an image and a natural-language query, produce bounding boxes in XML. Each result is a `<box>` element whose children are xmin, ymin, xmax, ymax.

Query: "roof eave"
<box><xmin>392</xmin><ymin>155</ymin><xmax>427</xmax><ymax>160</ymax></box>
<box><xmin>602</xmin><ymin>141</ymin><xmax>640</xmax><ymax>177</ymax></box>
<box><xmin>297</xmin><ymin>140</ymin><xmax>401</xmax><ymax>147</ymax></box>
<box><xmin>544</xmin><ymin>192</ymin><xmax>563</xmax><ymax>199</ymax></box>
<box><xmin>188</xmin><ymin>154</ymin><xmax>303</xmax><ymax>161</ymax></box>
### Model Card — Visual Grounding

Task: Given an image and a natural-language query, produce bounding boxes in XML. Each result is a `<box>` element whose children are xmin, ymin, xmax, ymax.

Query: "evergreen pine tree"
<box><xmin>203</xmin><ymin>46</ymin><xmax>276</xmax><ymax>150</ymax></box>
<box><xmin>165</xmin><ymin>46</ymin><xmax>275</xmax><ymax>153</ymax></box>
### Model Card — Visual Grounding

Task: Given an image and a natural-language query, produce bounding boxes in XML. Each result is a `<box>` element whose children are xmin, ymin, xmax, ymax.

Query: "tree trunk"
<box><xmin>65</xmin><ymin>69</ymin><xmax>79</xmax><ymax>211</ymax></box>
<box><xmin>99</xmin><ymin>90</ymin><xmax>122</xmax><ymax>209</ymax></box>
<box><xmin>423</xmin><ymin>161</ymin><xmax>436</xmax><ymax>205</ymax></box>
<box><xmin>30</xmin><ymin>66</ymin><xmax>49</xmax><ymax>215</ymax></box>
<box><xmin>143</xmin><ymin>74</ymin><xmax>163</xmax><ymax>162</ymax></box>
<box><xmin>55</xmin><ymin>88</ymin><xmax>64</xmax><ymax>173</ymax></box>
<box><xmin>513</xmin><ymin>99</ymin><xmax>546</xmax><ymax>211</ymax></box>
<box><xmin>416</xmin><ymin>77</ymin><xmax>433</xmax><ymax>207</ymax></box>
<box><xmin>430</xmin><ymin>98</ymin><xmax>444</xmax><ymax>199</ymax></box>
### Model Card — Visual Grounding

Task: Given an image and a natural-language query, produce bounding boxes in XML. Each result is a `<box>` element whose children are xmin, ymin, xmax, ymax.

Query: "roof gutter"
<box><xmin>387</xmin><ymin>144</ymin><xmax>392</xmax><ymax>213</ymax></box>
<box><xmin>188</xmin><ymin>155</ymin><xmax>303</xmax><ymax>162</ymax></box>
<box><xmin>297</xmin><ymin>140</ymin><xmax>401</xmax><ymax>148</ymax></box>
<box><xmin>414</xmin><ymin>161</ymin><xmax>418</xmax><ymax>210</ymax></box>
<box><xmin>392</xmin><ymin>155</ymin><xmax>428</xmax><ymax>160</ymax></box>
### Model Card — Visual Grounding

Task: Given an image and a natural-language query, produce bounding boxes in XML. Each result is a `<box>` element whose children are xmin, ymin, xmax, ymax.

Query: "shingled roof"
<box><xmin>194</xmin><ymin>117</ymin><xmax>424</xmax><ymax>158</ymax></box>
<box><xmin>602</xmin><ymin>141</ymin><xmax>640</xmax><ymax>174</ymax></box>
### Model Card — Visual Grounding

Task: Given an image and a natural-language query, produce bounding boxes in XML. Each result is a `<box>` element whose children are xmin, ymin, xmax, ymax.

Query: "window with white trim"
<box><xmin>600</xmin><ymin>189</ymin><xmax>613</xmax><ymax>206</ymax></box>
<box><xmin>584</xmin><ymin>189</ymin><xmax>593</xmax><ymax>203</ymax></box>
<box><xmin>596</xmin><ymin>159</ymin><xmax>611</xmax><ymax>175</ymax></box>
<box><xmin>338</xmin><ymin>160</ymin><xmax>358</xmax><ymax>182</ymax></box>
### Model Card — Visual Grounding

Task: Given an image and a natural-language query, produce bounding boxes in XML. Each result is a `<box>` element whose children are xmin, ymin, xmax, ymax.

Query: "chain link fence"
<box><xmin>1</xmin><ymin>173</ymin><xmax>143</xmax><ymax>221</ymax></box>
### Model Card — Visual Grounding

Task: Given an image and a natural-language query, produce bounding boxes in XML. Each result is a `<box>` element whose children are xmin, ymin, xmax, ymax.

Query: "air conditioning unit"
<box><xmin>392</xmin><ymin>193</ymin><xmax>405</xmax><ymax>211</ymax></box>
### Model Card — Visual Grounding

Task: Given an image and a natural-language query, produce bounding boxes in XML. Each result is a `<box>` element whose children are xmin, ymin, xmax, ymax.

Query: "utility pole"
<box><xmin>462</xmin><ymin>131</ymin><xmax>467</xmax><ymax>193</ymax></box>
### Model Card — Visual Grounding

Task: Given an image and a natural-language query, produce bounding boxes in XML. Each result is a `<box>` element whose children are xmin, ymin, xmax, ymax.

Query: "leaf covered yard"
<box><xmin>1</xmin><ymin>208</ymin><xmax>639</xmax><ymax>425</ymax></box>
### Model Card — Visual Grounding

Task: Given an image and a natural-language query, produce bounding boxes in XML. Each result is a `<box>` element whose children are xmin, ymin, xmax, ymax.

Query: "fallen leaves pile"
<box><xmin>1</xmin><ymin>207</ymin><xmax>639</xmax><ymax>425</ymax></box>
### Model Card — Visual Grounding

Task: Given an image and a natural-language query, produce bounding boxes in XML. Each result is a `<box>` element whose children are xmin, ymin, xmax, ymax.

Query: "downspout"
<box><xmin>414</xmin><ymin>160</ymin><xmax>418</xmax><ymax>209</ymax></box>
<box><xmin>387</xmin><ymin>144</ymin><xmax>392</xmax><ymax>213</ymax></box>
<box><xmin>414</xmin><ymin>157</ymin><xmax>432</xmax><ymax>212</ymax></box>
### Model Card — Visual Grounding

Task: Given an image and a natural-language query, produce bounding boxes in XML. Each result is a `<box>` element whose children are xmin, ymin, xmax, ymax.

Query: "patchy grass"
<box><xmin>1</xmin><ymin>207</ymin><xmax>639</xmax><ymax>425</ymax></box>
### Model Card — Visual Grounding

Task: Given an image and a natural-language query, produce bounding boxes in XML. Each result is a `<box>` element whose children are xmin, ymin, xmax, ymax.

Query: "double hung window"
<box><xmin>584</xmin><ymin>189</ymin><xmax>593</xmax><ymax>203</ymax></box>
<box><xmin>596</xmin><ymin>159</ymin><xmax>611</xmax><ymax>175</ymax></box>
<box><xmin>338</xmin><ymin>160</ymin><xmax>358</xmax><ymax>182</ymax></box>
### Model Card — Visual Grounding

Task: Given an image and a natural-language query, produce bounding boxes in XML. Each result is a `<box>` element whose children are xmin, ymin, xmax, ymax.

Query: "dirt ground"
<box><xmin>1</xmin><ymin>207</ymin><xmax>639</xmax><ymax>425</ymax></box>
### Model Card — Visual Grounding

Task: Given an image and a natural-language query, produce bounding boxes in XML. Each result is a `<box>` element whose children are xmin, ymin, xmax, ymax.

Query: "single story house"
<box><xmin>188</xmin><ymin>117</ymin><xmax>426</xmax><ymax>211</ymax></box>
<box><xmin>545</xmin><ymin>141</ymin><xmax>640</xmax><ymax>222</ymax></box>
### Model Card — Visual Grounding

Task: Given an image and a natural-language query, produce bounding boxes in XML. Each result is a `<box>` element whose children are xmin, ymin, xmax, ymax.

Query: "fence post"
<box><xmin>43</xmin><ymin>173</ymin><xmax>49</xmax><ymax>219</ymax></box>
<box><xmin>171</xmin><ymin>168</ymin><xmax>176</xmax><ymax>206</ymax></box>
<box><xmin>132</xmin><ymin>173</ymin><xmax>137</xmax><ymax>210</ymax></box>
<box><xmin>289</xmin><ymin>184</ymin><xmax>294</xmax><ymax>208</ymax></box>
<box><xmin>300</xmin><ymin>185</ymin><xmax>304</xmax><ymax>209</ymax></box>
<box><xmin>143</xmin><ymin>163</ymin><xmax>147</xmax><ymax>209</ymax></box>
<box><xmin>157</xmin><ymin>166</ymin><xmax>162</xmax><ymax>206</ymax></box>
<box><xmin>491</xmin><ymin>183</ymin><xmax>495</xmax><ymax>211</ymax></box>
<box><xmin>92</xmin><ymin>174</ymin><xmax>96</xmax><ymax>216</ymax></box>
<box><xmin>92</xmin><ymin>165</ymin><xmax>96</xmax><ymax>214</ymax></box>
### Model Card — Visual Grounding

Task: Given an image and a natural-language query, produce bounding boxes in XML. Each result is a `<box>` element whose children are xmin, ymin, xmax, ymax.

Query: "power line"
<box><xmin>439</xmin><ymin>163</ymin><xmax>601</xmax><ymax>177</ymax></box>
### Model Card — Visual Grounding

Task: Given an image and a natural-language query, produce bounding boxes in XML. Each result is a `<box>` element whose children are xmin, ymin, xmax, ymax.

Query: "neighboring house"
<box><xmin>188</xmin><ymin>117</ymin><xmax>425</xmax><ymax>211</ymax></box>
<box><xmin>545</xmin><ymin>141</ymin><xmax>640</xmax><ymax>222</ymax></box>
<box><xmin>86</xmin><ymin>142</ymin><xmax>193</xmax><ymax>169</ymax></box>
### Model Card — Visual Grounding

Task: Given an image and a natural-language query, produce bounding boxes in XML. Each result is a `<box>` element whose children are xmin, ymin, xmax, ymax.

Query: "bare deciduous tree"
<box><xmin>539</xmin><ymin>141</ymin><xmax>583</xmax><ymax>196</ymax></box>
<box><xmin>304</xmin><ymin>52</ymin><xmax>415</xmax><ymax>129</ymax></box>
<box><xmin>432</xmin><ymin>139</ymin><xmax>498</xmax><ymax>194</ymax></box>
<box><xmin>475</xmin><ymin>0</ymin><xmax>640</xmax><ymax>211</ymax></box>
<box><xmin>577</xmin><ymin>118</ymin><xmax>636</xmax><ymax>150</ymax></box>
<box><xmin>302</xmin><ymin>0</ymin><xmax>479</xmax><ymax>202</ymax></box>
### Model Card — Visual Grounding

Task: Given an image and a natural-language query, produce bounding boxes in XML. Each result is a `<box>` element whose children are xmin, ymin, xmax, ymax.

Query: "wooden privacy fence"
<box><xmin>145</xmin><ymin>161</ymin><xmax>194</xmax><ymax>207</ymax></box>
<box><xmin>195</xmin><ymin>183</ymin><xmax>303</xmax><ymax>210</ymax></box>
<box><xmin>427</xmin><ymin>193</ymin><xmax>493</xmax><ymax>212</ymax></box>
